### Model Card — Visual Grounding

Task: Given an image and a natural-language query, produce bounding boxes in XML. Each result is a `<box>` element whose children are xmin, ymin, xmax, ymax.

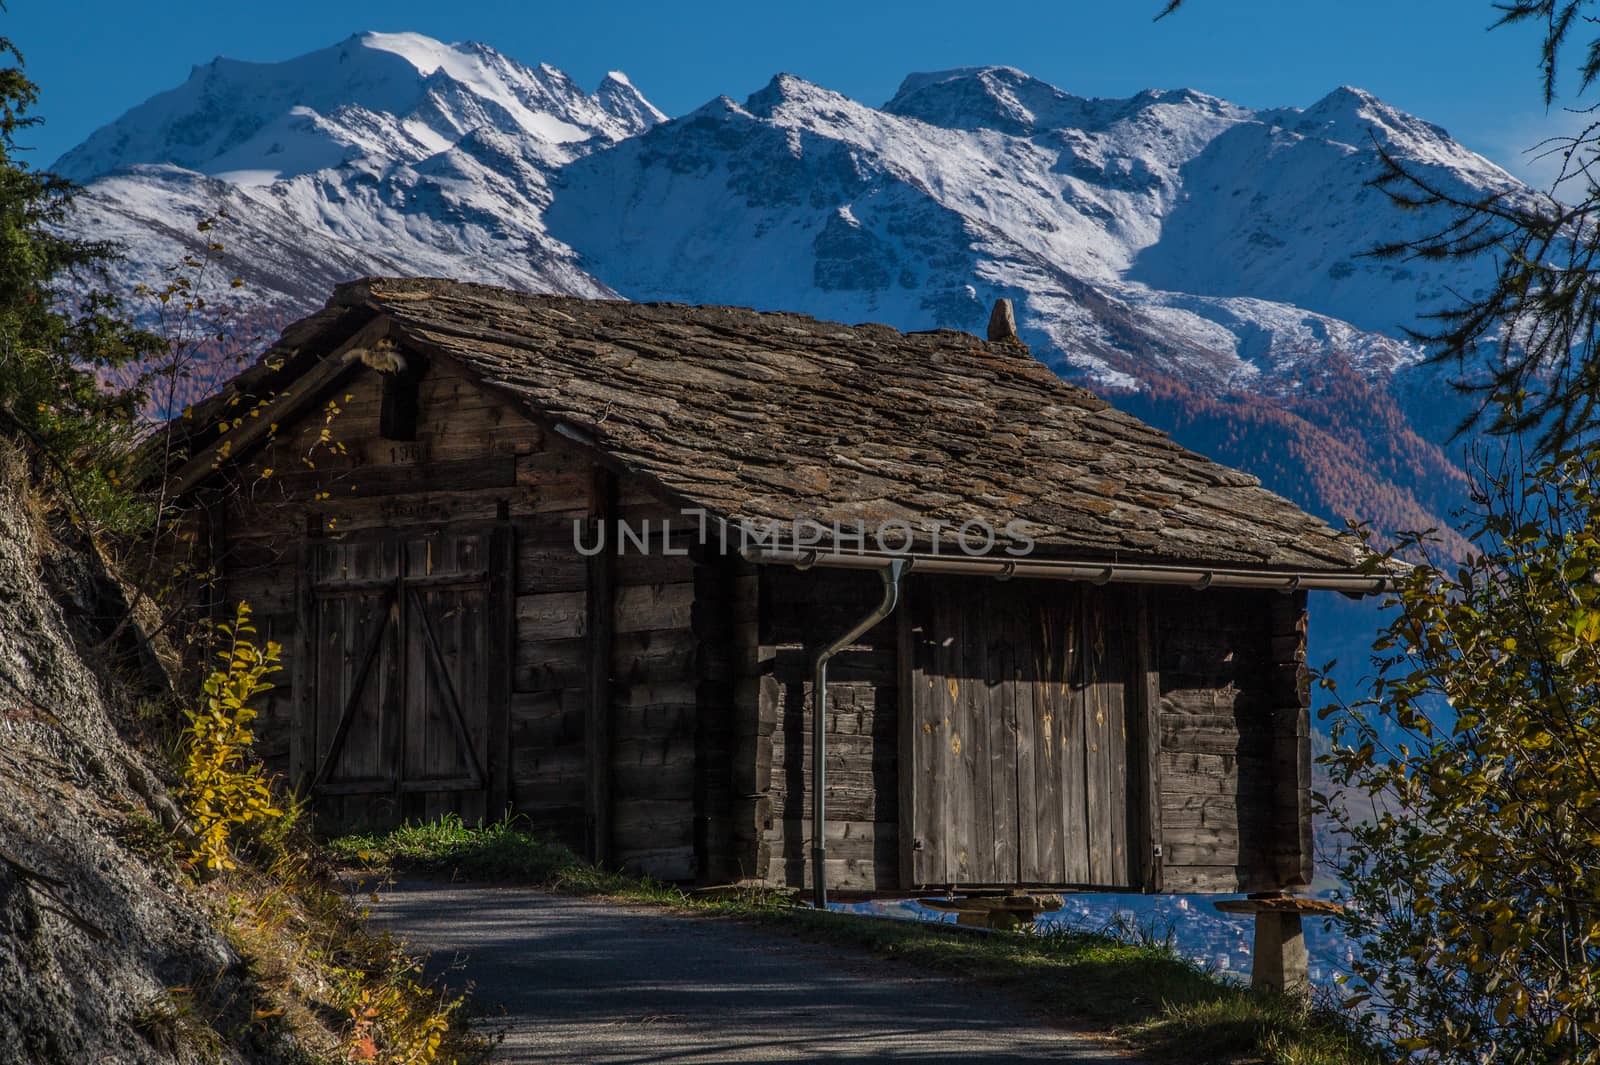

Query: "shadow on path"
<box><xmin>365</xmin><ymin>880</ymin><xmax>1140</xmax><ymax>1064</ymax></box>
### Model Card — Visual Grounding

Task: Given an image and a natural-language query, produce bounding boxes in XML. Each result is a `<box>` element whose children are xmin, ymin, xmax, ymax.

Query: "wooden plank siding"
<box><xmin>584</xmin><ymin>468</ymin><xmax>617</xmax><ymax>864</ymax></box>
<box><xmin>1269</xmin><ymin>592</ymin><xmax>1314</xmax><ymax>888</ymax></box>
<box><xmin>757</xmin><ymin>567</ymin><xmax>901</xmax><ymax>893</ymax></box>
<box><xmin>902</xmin><ymin>577</ymin><xmax>1140</xmax><ymax>892</ymax></box>
<box><xmin>691</xmin><ymin>545</ymin><xmax>744</xmax><ymax>884</ymax></box>
<box><xmin>1150</xmin><ymin>587</ymin><xmax>1310</xmax><ymax>893</ymax></box>
<box><xmin>221</xmin><ymin>357</ymin><xmax>543</xmax><ymax>790</ymax></box>
<box><xmin>197</xmin><ymin>331</ymin><xmax>1313</xmax><ymax>896</ymax></box>
<box><xmin>728</xmin><ymin>567</ymin><xmax>768</xmax><ymax>882</ymax></box>
<box><xmin>606</xmin><ymin>498</ymin><xmax>701</xmax><ymax>880</ymax></box>
<box><xmin>214</xmin><ymin>351</ymin><xmax>725</xmax><ymax>879</ymax></box>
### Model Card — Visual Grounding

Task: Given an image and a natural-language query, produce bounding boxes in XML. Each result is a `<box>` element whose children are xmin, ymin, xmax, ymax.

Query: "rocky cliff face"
<box><xmin>0</xmin><ymin>450</ymin><xmax>266</xmax><ymax>1065</ymax></box>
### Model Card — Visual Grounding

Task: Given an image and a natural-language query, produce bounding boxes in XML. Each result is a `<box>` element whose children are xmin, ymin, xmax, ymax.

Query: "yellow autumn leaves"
<box><xmin>177</xmin><ymin>601</ymin><xmax>284</xmax><ymax>872</ymax></box>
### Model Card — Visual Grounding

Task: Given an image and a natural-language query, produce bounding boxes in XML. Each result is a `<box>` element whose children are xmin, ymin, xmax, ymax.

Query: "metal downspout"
<box><xmin>812</xmin><ymin>558</ymin><xmax>909</xmax><ymax>910</ymax></box>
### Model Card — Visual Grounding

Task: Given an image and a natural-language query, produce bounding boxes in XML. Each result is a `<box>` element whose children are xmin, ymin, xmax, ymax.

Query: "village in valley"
<box><xmin>2</xmin><ymin>3</ymin><xmax>1598</xmax><ymax>1064</ymax></box>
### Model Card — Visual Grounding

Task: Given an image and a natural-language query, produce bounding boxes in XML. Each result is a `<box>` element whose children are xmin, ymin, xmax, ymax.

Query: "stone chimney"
<box><xmin>987</xmin><ymin>298</ymin><xmax>1019</xmax><ymax>343</ymax></box>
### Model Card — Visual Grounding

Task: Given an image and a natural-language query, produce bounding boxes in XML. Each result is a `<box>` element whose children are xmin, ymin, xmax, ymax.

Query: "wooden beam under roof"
<box><xmin>168</xmin><ymin>315</ymin><xmax>391</xmax><ymax>498</ymax></box>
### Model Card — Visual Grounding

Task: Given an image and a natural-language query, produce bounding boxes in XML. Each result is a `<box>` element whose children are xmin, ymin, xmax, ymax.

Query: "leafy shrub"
<box><xmin>168</xmin><ymin>605</ymin><xmax>478</xmax><ymax>1063</ymax></box>
<box><xmin>335</xmin><ymin>959</ymin><xmax>458</xmax><ymax>1065</ymax></box>
<box><xmin>1320</xmin><ymin>445</ymin><xmax>1600</xmax><ymax>1062</ymax></box>
<box><xmin>178</xmin><ymin>600</ymin><xmax>282</xmax><ymax>871</ymax></box>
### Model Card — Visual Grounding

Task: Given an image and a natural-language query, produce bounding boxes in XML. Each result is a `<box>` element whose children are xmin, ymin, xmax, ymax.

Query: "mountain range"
<box><xmin>51</xmin><ymin>29</ymin><xmax>1531</xmax><ymax>982</ymax></box>
<box><xmin>56</xmin><ymin>29</ymin><xmax>1513</xmax><ymax>553</ymax></box>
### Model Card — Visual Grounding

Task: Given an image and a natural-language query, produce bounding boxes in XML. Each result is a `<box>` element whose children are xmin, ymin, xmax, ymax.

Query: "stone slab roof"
<box><xmin>178</xmin><ymin>277</ymin><xmax>1373</xmax><ymax>572</ymax></box>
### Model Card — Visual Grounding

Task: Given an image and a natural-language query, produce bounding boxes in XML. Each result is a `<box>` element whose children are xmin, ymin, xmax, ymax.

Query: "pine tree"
<box><xmin>0</xmin><ymin>35</ymin><xmax>162</xmax><ymax>530</ymax></box>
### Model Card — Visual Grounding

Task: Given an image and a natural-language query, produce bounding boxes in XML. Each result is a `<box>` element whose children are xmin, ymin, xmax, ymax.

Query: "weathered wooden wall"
<box><xmin>691</xmin><ymin>542</ymin><xmax>745</xmax><ymax>884</ymax></box>
<box><xmin>901</xmin><ymin>578</ymin><xmax>1140</xmax><ymax>891</ymax></box>
<box><xmin>199</xmin><ymin>338</ymin><xmax>1313</xmax><ymax>894</ymax></box>
<box><xmin>727</xmin><ymin>564</ymin><xmax>765</xmax><ymax>882</ymax></box>
<box><xmin>747</xmin><ymin>574</ymin><xmax>1310</xmax><ymax>897</ymax></box>
<box><xmin>296</xmin><ymin>527</ymin><xmax>508</xmax><ymax>832</ymax></box>
<box><xmin>604</xmin><ymin>495</ymin><xmax>698</xmax><ymax>880</ymax></box>
<box><xmin>211</xmin><ymin>351</ymin><xmax>731</xmax><ymax>879</ymax></box>
<box><xmin>752</xmin><ymin>567</ymin><xmax>901</xmax><ymax>893</ymax></box>
<box><xmin>1151</xmin><ymin>587</ymin><xmax>1310</xmax><ymax>893</ymax></box>
<box><xmin>218</xmin><ymin>356</ymin><xmax>554</xmax><ymax>826</ymax></box>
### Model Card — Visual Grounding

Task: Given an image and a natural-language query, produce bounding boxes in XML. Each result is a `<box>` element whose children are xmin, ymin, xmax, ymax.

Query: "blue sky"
<box><xmin>12</xmin><ymin>0</ymin><xmax>1583</xmax><ymax>184</ymax></box>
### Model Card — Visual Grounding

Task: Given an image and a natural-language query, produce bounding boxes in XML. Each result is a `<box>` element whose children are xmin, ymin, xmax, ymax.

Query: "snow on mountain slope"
<box><xmin>1130</xmin><ymin>86</ymin><xmax>1523</xmax><ymax>339</ymax></box>
<box><xmin>57</xmin><ymin>31</ymin><xmax>659</xmax><ymax>184</ymax></box>
<box><xmin>55</xmin><ymin>38</ymin><xmax>1526</xmax><ymax>540</ymax></box>
<box><xmin>57</xmin><ymin>41</ymin><xmax>1510</xmax><ymax>400</ymax></box>
<box><xmin>540</xmin><ymin>63</ymin><xmax>1515</xmax><ymax>540</ymax></box>
<box><xmin>549</xmin><ymin>69</ymin><xmax>1468</xmax><ymax>395</ymax></box>
<box><xmin>58</xmin><ymin>32</ymin><xmax>663</xmax><ymax>317</ymax></box>
<box><xmin>66</xmin><ymin>165</ymin><xmax>406</xmax><ymax>311</ymax></box>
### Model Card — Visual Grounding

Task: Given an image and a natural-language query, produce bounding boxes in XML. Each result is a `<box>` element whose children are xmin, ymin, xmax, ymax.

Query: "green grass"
<box><xmin>330</xmin><ymin>815</ymin><xmax>1380</xmax><ymax>1065</ymax></box>
<box><xmin>330</xmin><ymin>816</ymin><xmax>579</xmax><ymax>883</ymax></box>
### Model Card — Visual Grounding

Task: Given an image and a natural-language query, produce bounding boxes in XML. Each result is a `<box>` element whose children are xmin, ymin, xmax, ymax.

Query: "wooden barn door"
<box><xmin>902</xmin><ymin>579</ymin><xmax>1142</xmax><ymax>890</ymax></box>
<box><xmin>302</xmin><ymin>527</ymin><xmax>508</xmax><ymax>831</ymax></box>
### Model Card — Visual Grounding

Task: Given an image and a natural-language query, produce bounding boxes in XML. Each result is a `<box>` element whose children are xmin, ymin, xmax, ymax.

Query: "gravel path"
<box><xmin>366</xmin><ymin>880</ymin><xmax>1140</xmax><ymax>1064</ymax></box>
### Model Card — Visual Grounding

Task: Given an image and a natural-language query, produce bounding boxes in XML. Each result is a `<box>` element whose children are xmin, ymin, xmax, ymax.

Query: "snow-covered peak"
<box><xmin>883</xmin><ymin>66</ymin><xmax>1249</xmax><ymax>146</ymax></box>
<box><xmin>361</xmin><ymin>31</ymin><xmax>484</xmax><ymax>78</ymax></box>
<box><xmin>1289</xmin><ymin>85</ymin><xmax>1448</xmax><ymax>147</ymax></box>
<box><xmin>1303</xmin><ymin>85</ymin><xmax>1408</xmax><ymax>123</ymax></box>
<box><xmin>52</xmin><ymin>31</ymin><xmax>661</xmax><ymax>183</ymax></box>
<box><xmin>743</xmin><ymin>73</ymin><xmax>859</xmax><ymax>117</ymax></box>
<box><xmin>1255</xmin><ymin>84</ymin><xmax>1519</xmax><ymax>184</ymax></box>
<box><xmin>891</xmin><ymin>66</ymin><xmax>1010</xmax><ymax>98</ymax></box>
<box><xmin>885</xmin><ymin>65</ymin><xmax>1099</xmax><ymax>134</ymax></box>
<box><xmin>596</xmin><ymin>71</ymin><xmax>667</xmax><ymax>131</ymax></box>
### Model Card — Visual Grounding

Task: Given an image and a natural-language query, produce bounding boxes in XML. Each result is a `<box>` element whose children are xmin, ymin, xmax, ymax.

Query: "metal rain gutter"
<box><xmin>810</xmin><ymin>557</ymin><xmax>909</xmax><ymax>910</ymax></box>
<box><xmin>741</xmin><ymin>548</ymin><xmax>1394</xmax><ymax>596</ymax></box>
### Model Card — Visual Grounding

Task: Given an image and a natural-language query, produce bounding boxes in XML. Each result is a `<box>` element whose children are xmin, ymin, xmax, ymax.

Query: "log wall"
<box><xmin>753</xmin><ymin>567</ymin><xmax>901</xmax><ymax>893</ymax></box>
<box><xmin>212</xmin><ymin>353</ymin><xmax>726</xmax><ymax>878</ymax></box>
<box><xmin>744</xmin><ymin>575</ymin><xmax>1311</xmax><ymax>896</ymax></box>
<box><xmin>198</xmin><ymin>341</ymin><xmax>1313</xmax><ymax>894</ymax></box>
<box><xmin>1150</xmin><ymin>587</ymin><xmax>1310</xmax><ymax>893</ymax></box>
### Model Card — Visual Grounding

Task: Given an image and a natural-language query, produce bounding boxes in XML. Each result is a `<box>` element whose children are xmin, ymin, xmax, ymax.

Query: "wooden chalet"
<box><xmin>166</xmin><ymin>276</ymin><xmax>1386</xmax><ymax>906</ymax></box>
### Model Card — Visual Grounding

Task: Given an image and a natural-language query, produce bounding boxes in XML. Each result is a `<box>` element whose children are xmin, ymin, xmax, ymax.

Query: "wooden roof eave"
<box><xmin>166</xmin><ymin>314</ymin><xmax>393</xmax><ymax>498</ymax></box>
<box><xmin>739</xmin><ymin>545</ymin><xmax>1399</xmax><ymax>596</ymax></box>
<box><xmin>142</xmin><ymin>303</ymin><xmax>370</xmax><ymax>481</ymax></box>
